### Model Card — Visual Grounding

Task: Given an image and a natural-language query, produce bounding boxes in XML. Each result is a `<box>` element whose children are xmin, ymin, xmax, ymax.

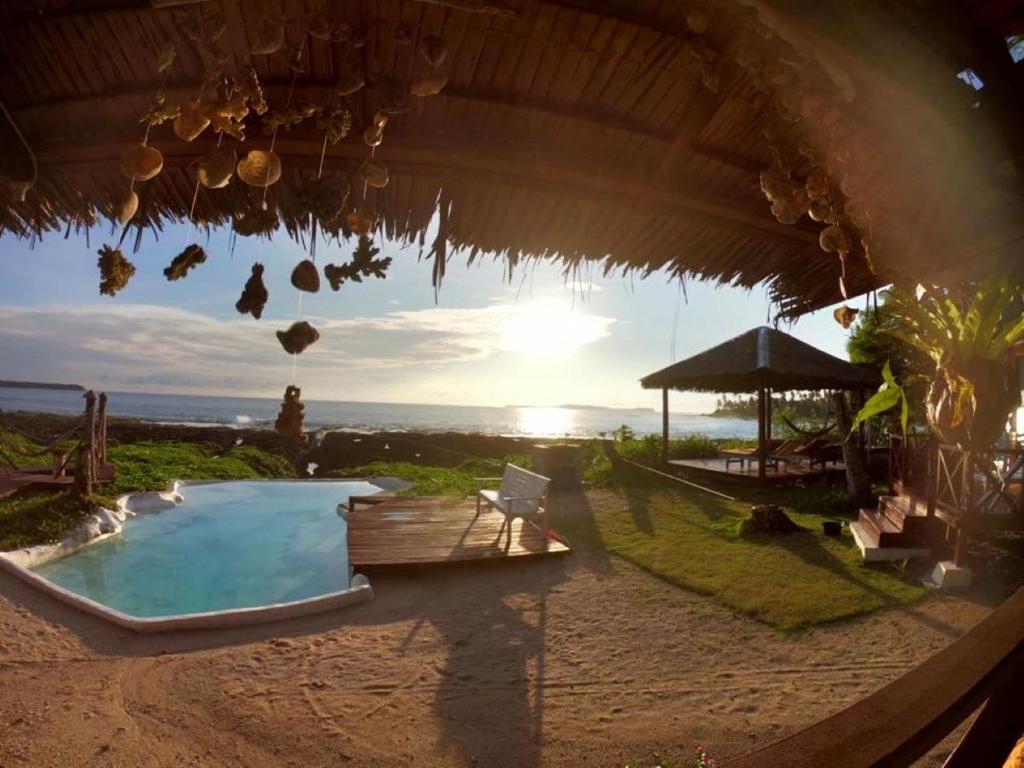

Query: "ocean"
<box><xmin>0</xmin><ymin>386</ymin><xmax>757</xmax><ymax>439</ymax></box>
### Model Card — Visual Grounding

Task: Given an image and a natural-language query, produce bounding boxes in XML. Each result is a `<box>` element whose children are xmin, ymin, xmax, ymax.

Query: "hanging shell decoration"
<box><xmin>361</xmin><ymin>158</ymin><xmax>389</xmax><ymax>189</ymax></box>
<box><xmin>420</xmin><ymin>33</ymin><xmax>448</xmax><ymax>68</ymax></box>
<box><xmin>155</xmin><ymin>43</ymin><xmax>176</xmax><ymax>73</ymax></box>
<box><xmin>274</xmin><ymin>385</ymin><xmax>306</xmax><ymax>441</ymax></box>
<box><xmin>808</xmin><ymin>197</ymin><xmax>832</xmax><ymax>223</ymax></box>
<box><xmin>237</xmin><ymin>150</ymin><xmax>282</xmax><ymax>187</ymax></box>
<box><xmin>299</xmin><ymin>174</ymin><xmax>350</xmax><ymax>226</ymax></box>
<box><xmin>335</xmin><ymin>68</ymin><xmax>365</xmax><ymax>97</ymax></box>
<box><xmin>376</xmin><ymin>73</ymin><xmax>408</xmax><ymax>115</ymax></box>
<box><xmin>317</xmin><ymin>104</ymin><xmax>353</xmax><ymax>145</ymax></box>
<box><xmin>117</xmin><ymin>190</ymin><xmax>139</xmax><ymax>224</ymax></box>
<box><xmin>251</xmin><ymin>14</ymin><xmax>286</xmax><ymax>55</ymax></box>
<box><xmin>833</xmin><ymin>305</ymin><xmax>859</xmax><ymax>329</ymax></box>
<box><xmin>276</xmin><ymin>321</ymin><xmax>320</xmax><ymax>355</ymax></box>
<box><xmin>198</xmin><ymin>147</ymin><xmax>237</xmax><ymax>189</ymax></box>
<box><xmin>805</xmin><ymin>167</ymin><xmax>830</xmax><ymax>200</ymax></box>
<box><xmin>307</xmin><ymin>11</ymin><xmax>332</xmax><ymax>41</ymax></box>
<box><xmin>140</xmin><ymin>91</ymin><xmax>180</xmax><ymax>126</ymax></box>
<box><xmin>164</xmin><ymin>244</ymin><xmax>207</xmax><ymax>281</ymax></box>
<box><xmin>686</xmin><ymin>3</ymin><xmax>711</xmax><ymax>34</ymax></box>
<box><xmin>758</xmin><ymin>167</ymin><xmax>793</xmax><ymax>202</ymax></box>
<box><xmin>173</xmin><ymin>102</ymin><xmax>210</xmax><ymax>142</ymax></box>
<box><xmin>290</xmin><ymin>259</ymin><xmax>321</xmax><ymax>293</ymax></box>
<box><xmin>346</xmin><ymin>207</ymin><xmax>376</xmax><ymax>237</ymax></box>
<box><xmin>233</xmin><ymin>205</ymin><xmax>280</xmax><ymax>237</ymax></box>
<box><xmin>819</xmin><ymin>224</ymin><xmax>852</xmax><ymax>254</ymax></box>
<box><xmin>410</xmin><ymin>73</ymin><xmax>448</xmax><ymax>97</ymax></box>
<box><xmin>97</xmin><ymin>245</ymin><xmax>136</xmax><ymax>297</ymax></box>
<box><xmin>235</xmin><ymin>263</ymin><xmax>269</xmax><ymax>319</ymax></box>
<box><xmin>770</xmin><ymin>197</ymin><xmax>801</xmax><ymax>225</ymax></box>
<box><xmin>120</xmin><ymin>144</ymin><xmax>163</xmax><ymax>181</ymax></box>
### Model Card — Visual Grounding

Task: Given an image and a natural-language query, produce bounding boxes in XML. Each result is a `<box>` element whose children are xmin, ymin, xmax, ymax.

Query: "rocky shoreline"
<box><xmin>2</xmin><ymin>410</ymin><xmax>591</xmax><ymax>476</ymax></box>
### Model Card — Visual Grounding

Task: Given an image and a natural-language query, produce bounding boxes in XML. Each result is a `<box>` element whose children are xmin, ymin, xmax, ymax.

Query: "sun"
<box><xmin>498</xmin><ymin>300</ymin><xmax>610</xmax><ymax>358</ymax></box>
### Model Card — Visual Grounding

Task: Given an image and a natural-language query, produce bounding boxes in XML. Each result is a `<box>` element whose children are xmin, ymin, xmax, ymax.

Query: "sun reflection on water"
<box><xmin>515</xmin><ymin>406</ymin><xmax>574</xmax><ymax>437</ymax></box>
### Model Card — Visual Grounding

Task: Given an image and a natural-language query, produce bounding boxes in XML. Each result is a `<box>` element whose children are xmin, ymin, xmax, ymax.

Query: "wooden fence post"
<box><xmin>83</xmin><ymin>390</ymin><xmax>96</xmax><ymax>482</ymax></box>
<box><xmin>96</xmin><ymin>392</ymin><xmax>107</xmax><ymax>467</ymax></box>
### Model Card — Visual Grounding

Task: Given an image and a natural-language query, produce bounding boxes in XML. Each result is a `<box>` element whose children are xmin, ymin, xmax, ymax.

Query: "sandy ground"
<box><xmin>0</xmin><ymin>490</ymin><xmax>1007</xmax><ymax>768</ymax></box>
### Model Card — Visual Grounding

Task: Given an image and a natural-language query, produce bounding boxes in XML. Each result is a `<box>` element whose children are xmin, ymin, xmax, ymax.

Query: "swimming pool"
<box><xmin>31</xmin><ymin>480</ymin><xmax>380</xmax><ymax>619</ymax></box>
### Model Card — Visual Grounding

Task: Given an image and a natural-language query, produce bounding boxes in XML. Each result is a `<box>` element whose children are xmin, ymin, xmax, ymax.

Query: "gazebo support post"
<box><xmin>766</xmin><ymin>387</ymin><xmax>772</xmax><ymax>442</ymax></box>
<box><xmin>661</xmin><ymin>388</ymin><xmax>669</xmax><ymax>464</ymax></box>
<box><xmin>757</xmin><ymin>385</ymin><xmax>767</xmax><ymax>480</ymax></box>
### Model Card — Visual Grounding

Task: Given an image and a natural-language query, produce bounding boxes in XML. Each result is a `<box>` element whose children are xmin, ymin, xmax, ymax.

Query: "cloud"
<box><xmin>0</xmin><ymin>302</ymin><xmax>613</xmax><ymax>397</ymax></box>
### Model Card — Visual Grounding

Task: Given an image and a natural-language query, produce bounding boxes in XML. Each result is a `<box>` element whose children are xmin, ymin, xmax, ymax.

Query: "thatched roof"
<box><xmin>0</xmin><ymin>1</ymin><xmax>1022</xmax><ymax>317</ymax></box>
<box><xmin>640</xmin><ymin>326</ymin><xmax>879</xmax><ymax>392</ymax></box>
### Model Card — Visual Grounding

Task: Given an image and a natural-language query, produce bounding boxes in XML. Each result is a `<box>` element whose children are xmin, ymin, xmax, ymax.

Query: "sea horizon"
<box><xmin>0</xmin><ymin>385</ymin><xmax>757</xmax><ymax>440</ymax></box>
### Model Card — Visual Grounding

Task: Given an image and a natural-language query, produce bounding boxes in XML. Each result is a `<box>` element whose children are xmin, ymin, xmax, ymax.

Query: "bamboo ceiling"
<box><xmin>0</xmin><ymin>0</ymin><xmax>1021</xmax><ymax>318</ymax></box>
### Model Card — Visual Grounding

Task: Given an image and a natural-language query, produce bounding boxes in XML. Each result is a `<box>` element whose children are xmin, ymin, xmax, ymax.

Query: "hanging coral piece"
<box><xmin>120</xmin><ymin>144</ymin><xmax>163</xmax><ymax>181</ymax></box>
<box><xmin>164</xmin><ymin>244</ymin><xmax>207</xmax><ymax>281</ymax></box>
<box><xmin>97</xmin><ymin>245</ymin><xmax>136</xmax><ymax>297</ymax></box>
<box><xmin>376</xmin><ymin>73</ymin><xmax>408</xmax><ymax>115</ymax></box>
<box><xmin>360</xmin><ymin>158</ymin><xmax>389</xmax><ymax>189</ymax></box>
<box><xmin>299</xmin><ymin>174</ymin><xmax>350</xmax><ymax>227</ymax></box>
<box><xmin>237</xmin><ymin>150</ymin><xmax>282</xmax><ymax>187</ymax></box>
<box><xmin>233</xmin><ymin>205</ymin><xmax>279</xmax><ymax>237</ymax></box>
<box><xmin>198</xmin><ymin>146</ymin><xmax>237</xmax><ymax>189</ymax></box>
<box><xmin>805</xmin><ymin>167</ymin><xmax>830</xmax><ymax>200</ymax></box>
<box><xmin>117</xmin><ymin>190</ymin><xmax>139</xmax><ymax>224</ymax></box>
<box><xmin>317</xmin><ymin>104</ymin><xmax>352</xmax><ymax>145</ymax></box>
<box><xmin>262</xmin><ymin>104</ymin><xmax>321</xmax><ymax>136</ymax></box>
<box><xmin>235</xmin><ymin>263</ymin><xmax>269</xmax><ymax>319</ymax></box>
<box><xmin>140</xmin><ymin>91</ymin><xmax>180</xmax><ymax>127</ymax></box>
<box><xmin>291</xmin><ymin>259</ymin><xmax>321</xmax><ymax>293</ymax></box>
<box><xmin>420</xmin><ymin>33</ymin><xmax>448</xmax><ymax>68</ymax></box>
<box><xmin>276</xmin><ymin>321</ymin><xmax>319</xmax><ymax>355</ymax></box>
<box><xmin>410</xmin><ymin>73</ymin><xmax>448</xmax><ymax>97</ymax></box>
<box><xmin>324</xmin><ymin>236</ymin><xmax>392</xmax><ymax>290</ymax></box>
<box><xmin>155</xmin><ymin>43</ymin><xmax>176</xmax><ymax>73</ymax></box>
<box><xmin>833</xmin><ymin>305</ymin><xmax>859</xmax><ymax>329</ymax></box>
<box><xmin>274</xmin><ymin>385</ymin><xmax>306</xmax><ymax>441</ymax></box>
<box><xmin>173</xmin><ymin>102</ymin><xmax>210</xmax><ymax>142</ymax></box>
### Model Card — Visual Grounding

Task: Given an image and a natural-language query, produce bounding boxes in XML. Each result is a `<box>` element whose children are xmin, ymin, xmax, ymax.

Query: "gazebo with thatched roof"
<box><xmin>640</xmin><ymin>326</ymin><xmax>879</xmax><ymax>479</ymax></box>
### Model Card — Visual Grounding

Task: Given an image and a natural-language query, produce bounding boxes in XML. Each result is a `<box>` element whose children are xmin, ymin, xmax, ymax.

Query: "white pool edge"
<box><xmin>0</xmin><ymin>479</ymin><xmax>377</xmax><ymax>632</ymax></box>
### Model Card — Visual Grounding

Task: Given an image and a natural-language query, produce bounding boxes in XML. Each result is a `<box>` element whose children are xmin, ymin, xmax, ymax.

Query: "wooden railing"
<box><xmin>888</xmin><ymin>431</ymin><xmax>934</xmax><ymax>495</ymax></box>
<box><xmin>723</xmin><ymin>586</ymin><xmax>1024</xmax><ymax>768</ymax></box>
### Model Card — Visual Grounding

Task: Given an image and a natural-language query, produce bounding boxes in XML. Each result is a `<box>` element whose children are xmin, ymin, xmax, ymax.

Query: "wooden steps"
<box><xmin>852</xmin><ymin>493</ymin><xmax>933</xmax><ymax>563</ymax></box>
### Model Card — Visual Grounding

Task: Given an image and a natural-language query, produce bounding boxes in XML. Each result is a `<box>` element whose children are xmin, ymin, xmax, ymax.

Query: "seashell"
<box><xmin>833</xmin><ymin>305</ymin><xmax>859</xmax><ymax>329</ymax></box>
<box><xmin>410</xmin><ymin>73</ymin><xmax>448</xmax><ymax>97</ymax></box>
<box><xmin>790</xmin><ymin>187</ymin><xmax>809</xmax><ymax>212</ymax></box>
<box><xmin>118</xmin><ymin>190</ymin><xmax>139</xmax><ymax>224</ymax></box>
<box><xmin>363</xmin><ymin>125</ymin><xmax>384</xmax><ymax>147</ymax></box>
<box><xmin>173</xmin><ymin>104</ymin><xmax>210</xmax><ymax>142</ymax></box>
<box><xmin>291</xmin><ymin>259</ymin><xmax>321</xmax><ymax>293</ymax></box>
<box><xmin>335</xmin><ymin>68</ymin><xmax>365</xmax><ymax>97</ymax></box>
<box><xmin>251</xmin><ymin>17</ymin><xmax>285</xmax><ymax>55</ymax></box>
<box><xmin>361</xmin><ymin>158</ymin><xmax>389</xmax><ymax>188</ymax></box>
<box><xmin>808</xmin><ymin>197</ymin><xmax>832</xmax><ymax>223</ymax></box>
<box><xmin>237</xmin><ymin>150</ymin><xmax>281</xmax><ymax>187</ymax></box>
<box><xmin>373</xmin><ymin>112</ymin><xmax>388</xmax><ymax>129</ymax></box>
<box><xmin>759</xmin><ymin>168</ymin><xmax>792</xmax><ymax>202</ymax></box>
<box><xmin>770</xmin><ymin>197</ymin><xmax>801</xmax><ymax>225</ymax></box>
<box><xmin>805</xmin><ymin>166</ymin><xmax>830</xmax><ymax>199</ymax></box>
<box><xmin>276</xmin><ymin>321</ymin><xmax>319</xmax><ymax>355</ymax></box>
<box><xmin>198</xmin><ymin>147</ymin><xmax>237</xmax><ymax>189</ymax></box>
<box><xmin>346</xmin><ymin>208</ymin><xmax>376</xmax><ymax>237</ymax></box>
<box><xmin>819</xmin><ymin>224</ymin><xmax>851</xmax><ymax>253</ymax></box>
<box><xmin>236</xmin><ymin>263</ymin><xmax>269</xmax><ymax>319</ymax></box>
<box><xmin>420</xmin><ymin>33</ymin><xmax>448</xmax><ymax>68</ymax></box>
<box><xmin>120</xmin><ymin>144</ymin><xmax>163</xmax><ymax>181</ymax></box>
<box><xmin>307</xmin><ymin>11</ymin><xmax>332</xmax><ymax>40</ymax></box>
<box><xmin>376</xmin><ymin>73</ymin><xmax>408</xmax><ymax>114</ymax></box>
<box><xmin>686</xmin><ymin>5</ymin><xmax>711</xmax><ymax>34</ymax></box>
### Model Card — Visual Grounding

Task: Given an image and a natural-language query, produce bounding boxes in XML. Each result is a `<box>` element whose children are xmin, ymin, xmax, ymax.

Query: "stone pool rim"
<box><xmin>0</xmin><ymin>478</ymin><xmax>387</xmax><ymax>633</ymax></box>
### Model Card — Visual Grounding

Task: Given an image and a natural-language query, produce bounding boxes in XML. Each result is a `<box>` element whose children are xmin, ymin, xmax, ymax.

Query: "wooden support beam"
<box><xmin>662</xmin><ymin>388</ymin><xmax>669</xmax><ymax>464</ymax></box>
<box><xmin>757</xmin><ymin>384</ymin><xmax>767</xmax><ymax>480</ymax></box>
<box><xmin>35</xmin><ymin>134</ymin><xmax>820</xmax><ymax>246</ymax></box>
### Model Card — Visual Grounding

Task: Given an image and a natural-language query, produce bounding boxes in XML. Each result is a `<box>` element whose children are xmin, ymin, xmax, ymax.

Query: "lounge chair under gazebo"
<box><xmin>640</xmin><ymin>326</ymin><xmax>879</xmax><ymax>480</ymax></box>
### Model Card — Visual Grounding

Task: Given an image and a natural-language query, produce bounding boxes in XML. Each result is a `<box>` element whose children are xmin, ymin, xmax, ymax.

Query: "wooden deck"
<box><xmin>347</xmin><ymin>496</ymin><xmax>569</xmax><ymax>567</ymax></box>
<box><xmin>669</xmin><ymin>457</ymin><xmax>846</xmax><ymax>484</ymax></box>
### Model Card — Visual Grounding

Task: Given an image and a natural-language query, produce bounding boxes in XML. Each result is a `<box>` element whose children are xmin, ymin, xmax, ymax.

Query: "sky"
<box><xmin>0</xmin><ymin>221</ymin><xmax>858</xmax><ymax>413</ymax></box>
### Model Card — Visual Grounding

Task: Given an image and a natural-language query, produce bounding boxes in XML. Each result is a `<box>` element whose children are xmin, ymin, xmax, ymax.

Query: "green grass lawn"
<box><xmin>330</xmin><ymin>455</ymin><xmax>529</xmax><ymax>497</ymax></box>
<box><xmin>574</xmin><ymin>465</ymin><xmax>926</xmax><ymax>630</ymax></box>
<box><xmin>0</xmin><ymin>431</ymin><xmax>295</xmax><ymax>550</ymax></box>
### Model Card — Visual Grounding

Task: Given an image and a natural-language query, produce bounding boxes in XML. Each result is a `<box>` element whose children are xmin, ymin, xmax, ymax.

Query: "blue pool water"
<box><xmin>33</xmin><ymin>480</ymin><xmax>380</xmax><ymax>618</ymax></box>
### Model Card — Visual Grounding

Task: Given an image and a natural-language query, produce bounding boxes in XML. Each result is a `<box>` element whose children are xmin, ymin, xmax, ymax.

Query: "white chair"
<box><xmin>475</xmin><ymin>464</ymin><xmax>550</xmax><ymax>550</ymax></box>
